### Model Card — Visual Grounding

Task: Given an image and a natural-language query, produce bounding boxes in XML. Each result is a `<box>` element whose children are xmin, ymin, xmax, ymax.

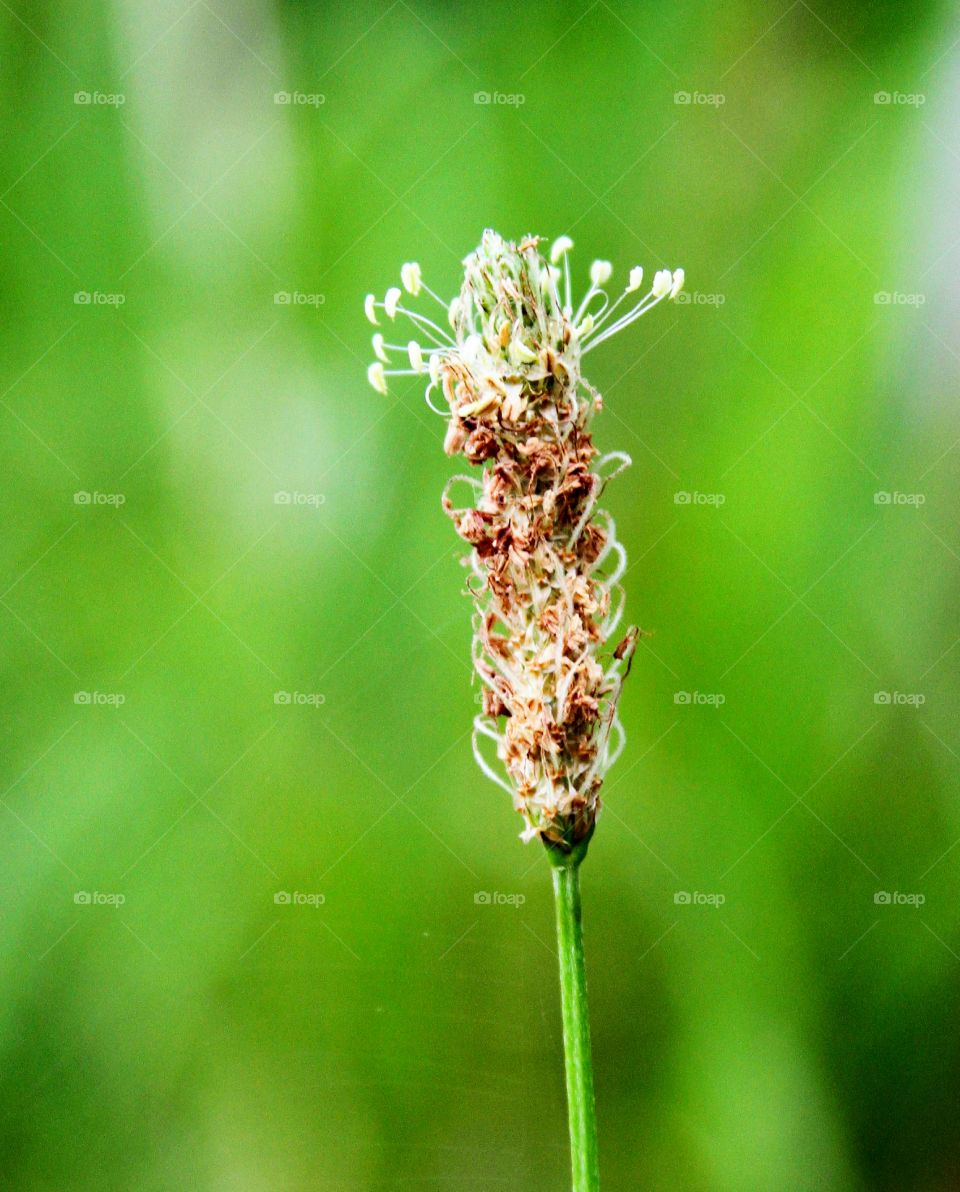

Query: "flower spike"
<box><xmin>363</xmin><ymin>231</ymin><xmax>683</xmax><ymax>849</ymax></box>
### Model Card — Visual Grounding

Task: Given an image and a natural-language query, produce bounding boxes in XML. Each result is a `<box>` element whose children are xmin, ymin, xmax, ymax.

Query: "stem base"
<box><xmin>552</xmin><ymin>861</ymin><xmax>600</xmax><ymax>1191</ymax></box>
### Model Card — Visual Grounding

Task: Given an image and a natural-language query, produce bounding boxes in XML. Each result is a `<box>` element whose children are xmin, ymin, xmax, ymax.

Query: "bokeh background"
<box><xmin>2</xmin><ymin>1</ymin><xmax>959</xmax><ymax>1188</ymax></box>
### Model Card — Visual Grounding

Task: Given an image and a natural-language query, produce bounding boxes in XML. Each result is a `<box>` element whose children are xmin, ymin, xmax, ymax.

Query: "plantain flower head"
<box><xmin>365</xmin><ymin>231</ymin><xmax>683</xmax><ymax>853</ymax></box>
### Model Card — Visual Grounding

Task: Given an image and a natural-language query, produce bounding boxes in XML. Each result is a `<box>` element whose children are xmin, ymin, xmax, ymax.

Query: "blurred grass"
<box><xmin>2</xmin><ymin>0</ymin><xmax>960</xmax><ymax>1188</ymax></box>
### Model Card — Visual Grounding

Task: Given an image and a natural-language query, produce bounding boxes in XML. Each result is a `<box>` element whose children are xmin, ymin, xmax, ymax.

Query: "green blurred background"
<box><xmin>2</xmin><ymin>1</ymin><xmax>959</xmax><ymax>1188</ymax></box>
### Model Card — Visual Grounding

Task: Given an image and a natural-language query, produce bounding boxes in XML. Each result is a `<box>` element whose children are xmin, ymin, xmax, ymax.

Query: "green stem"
<box><xmin>551</xmin><ymin>855</ymin><xmax>600</xmax><ymax>1191</ymax></box>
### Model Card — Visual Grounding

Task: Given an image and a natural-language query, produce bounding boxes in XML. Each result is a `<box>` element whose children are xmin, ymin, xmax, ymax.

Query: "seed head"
<box><xmin>365</xmin><ymin>230</ymin><xmax>683</xmax><ymax>852</ymax></box>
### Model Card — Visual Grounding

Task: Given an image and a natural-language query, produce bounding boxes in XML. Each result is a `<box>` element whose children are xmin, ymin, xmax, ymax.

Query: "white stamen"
<box><xmin>367</xmin><ymin>362</ymin><xmax>387</xmax><ymax>395</ymax></box>
<box><xmin>652</xmin><ymin>269</ymin><xmax>672</xmax><ymax>299</ymax></box>
<box><xmin>472</xmin><ymin>717</ymin><xmax>513</xmax><ymax>795</ymax></box>
<box><xmin>384</xmin><ymin>287</ymin><xmax>402</xmax><ymax>319</ymax></box>
<box><xmin>550</xmin><ymin>235</ymin><xmax>574</xmax><ymax>264</ymax></box>
<box><xmin>401</xmin><ymin>262</ymin><xmax>422</xmax><ymax>295</ymax></box>
<box><xmin>590</xmin><ymin>260</ymin><xmax>613</xmax><ymax>287</ymax></box>
<box><xmin>605</xmin><ymin>715</ymin><xmax>626</xmax><ymax>768</ymax></box>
